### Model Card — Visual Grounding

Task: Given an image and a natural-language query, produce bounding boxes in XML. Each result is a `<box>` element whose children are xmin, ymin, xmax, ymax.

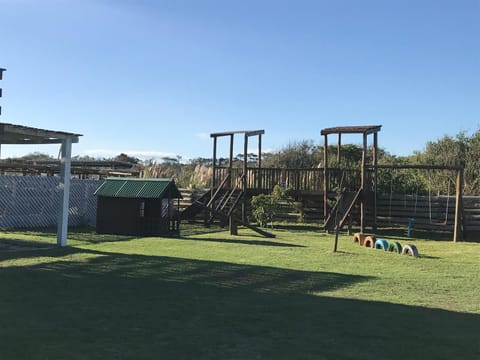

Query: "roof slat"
<box><xmin>95</xmin><ymin>178</ymin><xmax>182</xmax><ymax>199</ymax></box>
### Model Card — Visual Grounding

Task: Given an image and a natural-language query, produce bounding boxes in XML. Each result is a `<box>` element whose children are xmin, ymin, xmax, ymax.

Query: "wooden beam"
<box><xmin>337</xmin><ymin>133</ymin><xmax>341</xmax><ymax>165</ymax></box>
<box><xmin>229</xmin><ymin>134</ymin><xmax>234</xmax><ymax>168</ymax></box>
<box><xmin>0</xmin><ymin>138</ymin><xmax>76</xmax><ymax>145</ymax></box>
<box><xmin>360</xmin><ymin>133</ymin><xmax>367</xmax><ymax>233</ymax></box>
<box><xmin>370</xmin><ymin>164</ymin><xmax>463</xmax><ymax>171</ymax></box>
<box><xmin>258</xmin><ymin>134</ymin><xmax>262</xmax><ymax>168</ymax></box>
<box><xmin>373</xmin><ymin>131</ymin><xmax>378</xmax><ymax>230</ymax></box>
<box><xmin>453</xmin><ymin>169</ymin><xmax>464</xmax><ymax>242</ymax></box>
<box><xmin>258</xmin><ymin>133</ymin><xmax>262</xmax><ymax>189</ymax></box>
<box><xmin>210</xmin><ymin>130</ymin><xmax>265</xmax><ymax>138</ymax></box>
<box><xmin>0</xmin><ymin>123</ymin><xmax>81</xmax><ymax>144</ymax></box>
<box><xmin>228</xmin><ymin>134</ymin><xmax>234</xmax><ymax>189</ymax></box>
<box><xmin>1</xmin><ymin>123</ymin><xmax>80</xmax><ymax>142</ymax></box>
<box><xmin>242</xmin><ymin>133</ymin><xmax>248</xmax><ymax>222</ymax></box>
<box><xmin>212</xmin><ymin>135</ymin><xmax>217</xmax><ymax>195</ymax></box>
<box><xmin>323</xmin><ymin>134</ymin><xmax>328</xmax><ymax>221</ymax></box>
<box><xmin>321</xmin><ymin>125</ymin><xmax>382</xmax><ymax>136</ymax></box>
<box><xmin>245</xmin><ymin>130</ymin><xmax>265</xmax><ymax>137</ymax></box>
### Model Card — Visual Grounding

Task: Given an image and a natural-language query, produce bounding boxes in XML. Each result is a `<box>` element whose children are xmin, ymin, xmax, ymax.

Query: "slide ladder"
<box><xmin>324</xmin><ymin>188</ymin><xmax>362</xmax><ymax>231</ymax></box>
<box><xmin>183</xmin><ymin>173</ymin><xmax>275</xmax><ymax>238</ymax></box>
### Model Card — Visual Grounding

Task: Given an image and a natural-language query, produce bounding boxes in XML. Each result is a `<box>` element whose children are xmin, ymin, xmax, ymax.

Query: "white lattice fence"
<box><xmin>0</xmin><ymin>176</ymin><xmax>102</xmax><ymax>229</ymax></box>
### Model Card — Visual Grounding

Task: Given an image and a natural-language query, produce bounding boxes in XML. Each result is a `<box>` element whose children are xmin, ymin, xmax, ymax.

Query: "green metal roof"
<box><xmin>94</xmin><ymin>178</ymin><xmax>182</xmax><ymax>199</ymax></box>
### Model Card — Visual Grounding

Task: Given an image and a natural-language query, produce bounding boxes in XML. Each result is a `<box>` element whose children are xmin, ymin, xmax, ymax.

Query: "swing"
<box><xmin>428</xmin><ymin>172</ymin><xmax>452</xmax><ymax>226</ymax></box>
<box><xmin>387</xmin><ymin>170</ymin><xmax>396</xmax><ymax>224</ymax></box>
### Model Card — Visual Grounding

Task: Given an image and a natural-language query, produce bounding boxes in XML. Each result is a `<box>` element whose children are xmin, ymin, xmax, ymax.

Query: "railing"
<box><xmin>213</xmin><ymin>167</ymin><xmax>363</xmax><ymax>193</ymax></box>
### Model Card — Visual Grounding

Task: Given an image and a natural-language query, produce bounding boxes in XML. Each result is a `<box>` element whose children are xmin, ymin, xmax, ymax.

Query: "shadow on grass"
<box><xmin>179</xmin><ymin>236</ymin><xmax>306</xmax><ymax>248</ymax></box>
<box><xmin>366</xmin><ymin>226</ymin><xmax>480</xmax><ymax>243</ymax></box>
<box><xmin>273</xmin><ymin>223</ymin><xmax>323</xmax><ymax>232</ymax></box>
<box><xmin>0</xmin><ymin>227</ymin><xmax>138</xmax><ymax>244</ymax></box>
<box><xmin>180</xmin><ymin>222</ymin><xmax>229</xmax><ymax>237</ymax></box>
<box><xmin>0</xmin><ymin>243</ymin><xmax>81</xmax><ymax>261</ymax></box>
<box><xmin>0</xmin><ymin>237</ymin><xmax>55</xmax><ymax>251</ymax></box>
<box><xmin>0</xmin><ymin>249</ymin><xmax>478</xmax><ymax>360</ymax></box>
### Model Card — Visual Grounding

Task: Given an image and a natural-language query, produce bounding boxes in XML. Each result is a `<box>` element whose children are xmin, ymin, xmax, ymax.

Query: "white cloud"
<box><xmin>194</xmin><ymin>133</ymin><xmax>210</xmax><ymax>140</ymax></box>
<box><xmin>83</xmin><ymin>149</ymin><xmax>181</xmax><ymax>161</ymax></box>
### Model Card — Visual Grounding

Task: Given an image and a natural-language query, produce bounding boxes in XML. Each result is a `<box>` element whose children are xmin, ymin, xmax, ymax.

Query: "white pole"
<box><xmin>57</xmin><ymin>137</ymin><xmax>72</xmax><ymax>246</ymax></box>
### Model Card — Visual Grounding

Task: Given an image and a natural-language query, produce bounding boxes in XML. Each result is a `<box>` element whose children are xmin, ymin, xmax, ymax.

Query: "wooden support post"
<box><xmin>258</xmin><ymin>133</ymin><xmax>262</xmax><ymax>190</ymax></box>
<box><xmin>242</xmin><ymin>134</ymin><xmax>248</xmax><ymax>222</ymax></box>
<box><xmin>258</xmin><ymin>134</ymin><xmax>262</xmax><ymax>168</ymax></box>
<box><xmin>212</xmin><ymin>136</ymin><xmax>217</xmax><ymax>193</ymax></box>
<box><xmin>453</xmin><ymin>169</ymin><xmax>464</xmax><ymax>242</ymax></box>
<box><xmin>323</xmin><ymin>134</ymin><xmax>328</xmax><ymax>222</ymax></box>
<box><xmin>333</xmin><ymin>191</ymin><xmax>343</xmax><ymax>253</ymax></box>
<box><xmin>209</xmin><ymin>135</ymin><xmax>218</xmax><ymax>226</ymax></box>
<box><xmin>360</xmin><ymin>133</ymin><xmax>367</xmax><ymax>233</ymax></box>
<box><xmin>337</xmin><ymin>133</ymin><xmax>341</xmax><ymax>165</ymax></box>
<box><xmin>57</xmin><ymin>137</ymin><xmax>72</xmax><ymax>247</ymax></box>
<box><xmin>373</xmin><ymin>131</ymin><xmax>378</xmax><ymax>230</ymax></box>
<box><xmin>229</xmin><ymin>134</ymin><xmax>234</xmax><ymax>189</ymax></box>
<box><xmin>229</xmin><ymin>216</ymin><xmax>238</xmax><ymax>235</ymax></box>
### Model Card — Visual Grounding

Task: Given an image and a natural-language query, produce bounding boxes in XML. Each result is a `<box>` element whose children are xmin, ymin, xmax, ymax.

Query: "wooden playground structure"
<box><xmin>180</xmin><ymin>125</ymin><xmax>464</xmax><ymax>241</ymax></box>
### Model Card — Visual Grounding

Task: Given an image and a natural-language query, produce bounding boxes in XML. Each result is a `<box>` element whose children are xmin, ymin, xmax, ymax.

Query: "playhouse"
<box><xmin>95</xmin><ymin>178</ymin><xmax>182</xmax><ymax>236</ymax></box>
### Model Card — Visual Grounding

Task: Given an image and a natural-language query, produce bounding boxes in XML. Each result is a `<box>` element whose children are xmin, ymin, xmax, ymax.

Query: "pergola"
<box><xmin>0</xmin><ymin>122</ymin><xmax>82</xmax><ymax>246</ymax></box>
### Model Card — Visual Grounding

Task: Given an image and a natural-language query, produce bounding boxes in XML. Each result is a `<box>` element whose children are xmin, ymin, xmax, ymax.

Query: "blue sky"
<box><xmin>1</xmin><ymin>0</ymin><xmax>479</xmax><ymax>162</ymax></box>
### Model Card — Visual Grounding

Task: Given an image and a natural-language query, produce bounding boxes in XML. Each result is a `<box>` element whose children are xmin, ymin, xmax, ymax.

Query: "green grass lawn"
<box><xmin>0</xmin><ymin>224</ymin><xmax>479</xmax><ymax>359</ymax></box>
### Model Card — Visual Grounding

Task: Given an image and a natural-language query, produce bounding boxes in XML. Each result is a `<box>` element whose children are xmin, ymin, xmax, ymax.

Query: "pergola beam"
<box><xmin>0</xmin><ymin>123</ymin><xmax>80</xmax><ymax>144</ymax></box>
<box><xmin>0</xmin><ymin>122</ymin><xmax>81</xmax><ymax>247</ymax></box>
<box><xmin>210</xmin><ymin>130</ymin><xmax>265</xmax><ymax>138</ymax></box>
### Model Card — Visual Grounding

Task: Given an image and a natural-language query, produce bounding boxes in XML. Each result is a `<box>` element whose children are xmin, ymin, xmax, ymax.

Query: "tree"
<box><xmin>18</xmin><ymin>152</ymin><xmax>54</xmax><ymax>161</ymax></box>
<box><xmin>114</xmin><ymin>153</ymin><xmax>140</xmax><ymax>164</ymax></box>
<box><xmin>263</xmin><ymin>140</ymin><xmax>321</xmax><ymax>168</ymax></box>
<box><xmin>464</xmin><ymin>130</ymin><xmax>480</xmax><ymax>195</ymax></box>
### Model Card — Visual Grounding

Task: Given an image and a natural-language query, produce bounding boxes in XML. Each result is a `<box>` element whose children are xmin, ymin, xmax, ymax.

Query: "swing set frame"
<box><xmin>372</xmin><ymin>164</ymin><xmax>464</xmax><ymax>242</ymax></box>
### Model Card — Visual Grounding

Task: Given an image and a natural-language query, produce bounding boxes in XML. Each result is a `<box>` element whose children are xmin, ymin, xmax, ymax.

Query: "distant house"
<box><xmin>94</xmin><ymin>178</ymin><xmax>182</xmax><ymax>236</ymax></box>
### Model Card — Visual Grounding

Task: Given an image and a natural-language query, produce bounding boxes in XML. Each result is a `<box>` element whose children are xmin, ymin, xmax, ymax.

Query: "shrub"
<box><xmin>251</xmin><ymin>185</ymin><xmax>286</xmax><ymax>227</ymax></box>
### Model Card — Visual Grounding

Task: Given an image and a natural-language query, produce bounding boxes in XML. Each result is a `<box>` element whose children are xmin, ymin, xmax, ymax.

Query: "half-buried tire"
<box><xmin>374</xmin><ymin>239</ymin><xmax>389</xmax><ymax>251</ymax></box>
<box><xmin>387</xmin><ymin>241</ymin><xmax>402</xmax><ymax>253</ymax></box>
<box><xmin>402</xmin><ymin>244</ymin><xmax>419</xmax><ymax>257</ymax></box>
<box><xmin>353</xmin><ymin>232</ymin><xmax>365</xmax><ymax>245</ymax></box>
<box><xmin>364</xmin><ymin>236</ymin><xmax>376</xmax><ymax>248</ymax></box>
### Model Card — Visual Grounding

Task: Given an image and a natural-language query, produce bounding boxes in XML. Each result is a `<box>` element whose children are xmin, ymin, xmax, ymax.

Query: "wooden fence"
<box><xmin>0</xmin><ymin>174</ymin><xmax>478</xmax><ymax>237</ymax></box>
<box><xmin>180</xmin><ymin>187</ymin><xmax>480</xmax><ymax>236</ymax></box>
<box><xmin>375</xmin><ymin>193</ymin><xmax>456</xmax><ymax>230</ymax></box>
<box><xmin>213</xmin><ymin>167</ymin><xmax>362</xmax><ymax>193</ymax></box>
